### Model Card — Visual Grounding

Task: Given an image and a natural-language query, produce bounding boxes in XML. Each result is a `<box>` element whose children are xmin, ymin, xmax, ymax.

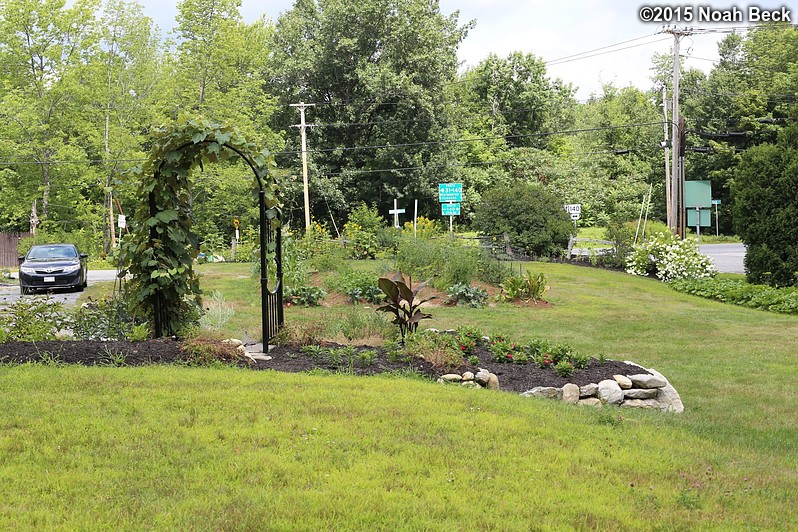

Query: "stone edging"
<box><xmin>229</xmin><ymin>333</ymin><xmax>684</xmax><ymax>413</ymax></box>
<box><xmin>437</xmin><ymin>361</ymin><xmax>683</xmax><ymax>413</ymax></box>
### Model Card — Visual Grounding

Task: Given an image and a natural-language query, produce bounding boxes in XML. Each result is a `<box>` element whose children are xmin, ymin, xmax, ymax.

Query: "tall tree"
<box><xmin>268</xmin><ymin>0</ymin><xmax>471</xmax><ymax>223</ymax></box>
<box><xmin>0</xmin><ymin>0</ymin><xmax>101</xmax><ymax>228</ymax></box>
<box><xmin>87</xmin><ymin>0</ymin><xmax>167</xmax><ymax>250</ymax></box>
<box><xmin>175</xmin><ymin>0</ymin><xmax>242</xmax><ymax>108</ymax></box>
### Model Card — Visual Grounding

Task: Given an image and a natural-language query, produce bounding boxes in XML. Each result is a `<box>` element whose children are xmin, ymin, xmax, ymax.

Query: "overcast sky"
<box><xmin>133</xmin><ymin>0</ymin><xmax>751</xmax><ymax>100</ymax></box>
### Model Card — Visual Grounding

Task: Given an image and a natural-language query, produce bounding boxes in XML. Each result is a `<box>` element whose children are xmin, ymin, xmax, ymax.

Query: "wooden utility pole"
<box><xmin>291</xmin><ymin>102</ymin><xmax>315</xmax><ymax>235</ymax></box>
<box><xmin>662</xmin><ymin>86</ymin><xmax>672</xmax><ymax>228</ymax></box>
<box><xmin>661</xmin><ymin>26</ymin><xmax>692</xmax><ymax>238</ymax></box>
<box><xmin>670</xmin><ymin>28</ymin><xmax>682</xmax><ymax>237</ymax></box>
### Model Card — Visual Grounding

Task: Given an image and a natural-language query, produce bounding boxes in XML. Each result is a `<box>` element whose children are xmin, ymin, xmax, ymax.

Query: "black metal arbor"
<box><xmin>143</xmin><ymin>135</ymin><xmax>283</xmax><ymax>342</ymax></box>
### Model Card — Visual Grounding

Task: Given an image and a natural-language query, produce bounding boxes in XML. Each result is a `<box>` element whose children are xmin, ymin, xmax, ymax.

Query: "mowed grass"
<box><xmin>2</xmin><ymin>261</ymin><xmax>798</xmax><ymax>529</ymax></box>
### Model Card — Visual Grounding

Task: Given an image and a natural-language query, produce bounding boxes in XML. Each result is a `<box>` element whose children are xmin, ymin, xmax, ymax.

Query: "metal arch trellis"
<box><xmin>149</xmin><ymin>140</ymin><xmax>283</xmax><ymax>343</ymax></box>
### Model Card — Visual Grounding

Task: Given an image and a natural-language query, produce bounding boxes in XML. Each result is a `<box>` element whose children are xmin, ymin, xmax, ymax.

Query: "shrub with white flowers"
<box><xmin>626</xmin><ymin>231</ymin><xmax>717</xmax><ymax>282</ymax></box>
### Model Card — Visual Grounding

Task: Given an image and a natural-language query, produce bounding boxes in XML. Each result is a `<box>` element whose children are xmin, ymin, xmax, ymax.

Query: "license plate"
<box><xmin>44</xmin><ymin>276</ymin><xmax>55</xmax><ymax>283</ymax></box>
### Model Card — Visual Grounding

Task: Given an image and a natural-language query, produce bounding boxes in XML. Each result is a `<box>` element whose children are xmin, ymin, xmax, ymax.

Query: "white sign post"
<box><xmin>564</xmin><ymin>204</ymin><xmax>582</xmax><ymax>218</ymax></box>
<box><xmin>389</xmin><ymin>198</ymin><xmax>406</xmax><ymax>228</ymax></box>
<box><xmin>564</xmin><ymin>204</ymin><xmax>581</xmax><ymax>241</ymax></box>
<box><xmin>712</xmin><ymin>198</ymin><xmax>721</xmax><ymax>236</ymax></box>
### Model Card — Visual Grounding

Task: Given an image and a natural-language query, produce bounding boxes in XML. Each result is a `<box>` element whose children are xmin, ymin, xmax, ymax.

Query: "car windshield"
<box><xmin>27</xmin><ymin>245</ymin><xmax>78</xmax><ymax>260</ymax></box>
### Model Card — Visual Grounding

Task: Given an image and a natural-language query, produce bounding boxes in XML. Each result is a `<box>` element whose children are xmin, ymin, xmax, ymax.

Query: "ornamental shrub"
<box><xmin>474</xmin><ymin>182</ymin><xmax>574</xmax><ymax>257</ymax></box>
<box><xmin>626</xmin><ymin>231</ymin><xmax>716</xmax><ymax>282</ymax></box>
<box><xmin>733</xmin><ymin>124</ymin><xmax>798</xmax><ymax>287</ymax></box>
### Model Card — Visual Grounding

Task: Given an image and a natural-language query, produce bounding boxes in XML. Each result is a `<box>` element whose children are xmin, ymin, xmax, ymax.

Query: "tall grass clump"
<box><xmin>395</xmin><ymin>236</ymin><xmax>479</xmax><ymax>289</ymax></box>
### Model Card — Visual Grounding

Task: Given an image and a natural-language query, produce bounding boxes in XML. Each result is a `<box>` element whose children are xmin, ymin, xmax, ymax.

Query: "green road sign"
<box><xmin>685</xmin><ymin>180</ymin><xmax>712</xmax><ymax>208</ymax></box>
<box><xmin>439</xmin><ymin>183</ymin><xmax>462</xmax><ymax>203</ymax></box>
<box><xmin>441</xmin><ymin>202</ymin><xmax>460</xmax><ymax>216</ymax></box>
<box><xmin>687</xmin><ymin>208</ymin><xmax>711</xmax><ymax>227</ymax></box>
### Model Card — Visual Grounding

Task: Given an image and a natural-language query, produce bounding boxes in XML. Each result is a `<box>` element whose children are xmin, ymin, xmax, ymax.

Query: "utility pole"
<box><xmin>661</xmin><ymin>26</ymin><xmax>691</xmax><ymax>238</ymax></box>
<box><xmin>291</xmin><ymin>102</ymin><xmax>315</xmax><ymax>235</ymax></box>
<box><xmin>662</xmin><ymin>86</ymin><xmax>672</xmax><ymax>229</ymax></box>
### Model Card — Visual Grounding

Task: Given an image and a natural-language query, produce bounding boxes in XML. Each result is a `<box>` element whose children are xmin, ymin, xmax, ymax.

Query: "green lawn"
<box><xmin>2</xmin><ymin>261</ymin><xmax>797</xmax><ymax>529</ymax></box>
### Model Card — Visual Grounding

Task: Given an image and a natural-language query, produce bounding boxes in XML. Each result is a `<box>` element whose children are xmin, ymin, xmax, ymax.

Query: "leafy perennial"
<box><xmin>375</xmin><ymin>272</ymin><xmax>434</xmax><ymax>341</ymax></box>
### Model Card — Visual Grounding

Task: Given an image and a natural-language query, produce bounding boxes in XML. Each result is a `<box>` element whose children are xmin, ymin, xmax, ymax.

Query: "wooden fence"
<box><xmin>0</xmin><ymin>233</ymin><xmax>31</xmax><ymax>268</ymax></box>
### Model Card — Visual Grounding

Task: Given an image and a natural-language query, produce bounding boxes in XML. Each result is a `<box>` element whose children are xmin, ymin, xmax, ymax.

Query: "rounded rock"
<box><xmin>598</xmin><ymin>379</ymin><xmax>624</xmax><ymax>405</ymax></box>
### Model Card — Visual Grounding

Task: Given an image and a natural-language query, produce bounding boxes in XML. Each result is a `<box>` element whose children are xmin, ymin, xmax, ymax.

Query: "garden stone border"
<box><xmin>521</xmin><ymin>362</ymin><xmax>683</xmax><ymax>412</ymax></box>
<box><xmin>432</xmin><ymin>331</ymin><xmax>683</xmax><ymax>413</ymax></box>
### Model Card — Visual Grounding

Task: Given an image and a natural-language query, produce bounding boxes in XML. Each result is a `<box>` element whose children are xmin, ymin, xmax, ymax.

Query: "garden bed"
<box><xmin>0</xmin><ymin>338</ymin><xmax>645</xmax><ymax>393</ymax></box>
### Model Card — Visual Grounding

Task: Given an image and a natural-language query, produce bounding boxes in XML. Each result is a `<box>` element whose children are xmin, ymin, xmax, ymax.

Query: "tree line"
<box><xmin>1</xmin><ymin>0</ymin><xmax>796</xmax><ymax>261</ymax></box>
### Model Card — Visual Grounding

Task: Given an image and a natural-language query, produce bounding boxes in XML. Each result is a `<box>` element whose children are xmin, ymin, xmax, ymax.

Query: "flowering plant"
<box><xmin>489</xmin><ymin>335</ymin><xmax>520</xmax><ymax>363</ymax></box>
<box><xmin>455</xmin><ymin>325</ymin><xmax>483</xmax><ymax>356</ymax></box>
<box><xmin>626</xmin><ymin>231</ymin><xmax>717</xmax><ymax>282</ymax></box>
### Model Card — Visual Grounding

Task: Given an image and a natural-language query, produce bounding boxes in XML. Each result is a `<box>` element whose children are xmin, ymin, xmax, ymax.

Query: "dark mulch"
<box><xmin>0</xmin><ymin>339</ymin><xmax>649</xmax><ymax>394</ymax></box>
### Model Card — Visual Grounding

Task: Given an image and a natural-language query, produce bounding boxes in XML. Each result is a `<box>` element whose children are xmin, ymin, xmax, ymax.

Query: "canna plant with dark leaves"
<box><xmin>375</xmin><ymin>272</ymin><xmax>434</xmax><ymax>341</ymax></box>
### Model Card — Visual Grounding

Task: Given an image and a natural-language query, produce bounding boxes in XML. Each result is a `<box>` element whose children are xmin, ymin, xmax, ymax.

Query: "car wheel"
<box><xmin>76</xmin><ymin>283</ymin><xmax>85</xmax><ymax>293</ymax></box>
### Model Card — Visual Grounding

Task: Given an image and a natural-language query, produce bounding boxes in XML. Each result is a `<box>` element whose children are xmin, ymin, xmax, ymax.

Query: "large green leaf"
<box><xmin>155</xmin><ymin>210</ymin><xmax>179</xmax><ymax>223</ymax></box>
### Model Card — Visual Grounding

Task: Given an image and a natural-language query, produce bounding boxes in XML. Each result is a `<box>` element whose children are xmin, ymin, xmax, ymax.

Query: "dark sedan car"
<box><xmin>18</xmin><ymin>244</ymin><xmax>88</xmax><ymax>295</ymax></box>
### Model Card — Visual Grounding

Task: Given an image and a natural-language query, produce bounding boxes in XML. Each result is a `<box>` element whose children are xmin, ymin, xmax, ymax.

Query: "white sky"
<box><xmin>133</xmin><ymin>0</ymin><xmax>762</xmax><ymax>99</ymax></box>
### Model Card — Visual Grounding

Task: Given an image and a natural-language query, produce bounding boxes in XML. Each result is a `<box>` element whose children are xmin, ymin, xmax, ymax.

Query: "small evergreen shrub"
<box><xmin>555</xmin><ymin>360</ymin><xmax>575</xmax><ymax>377</ymax></box>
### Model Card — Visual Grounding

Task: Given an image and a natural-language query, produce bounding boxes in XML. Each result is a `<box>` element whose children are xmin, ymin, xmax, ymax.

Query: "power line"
<box><xmin>313</xmin><ymin>148</ymin><xmax>652</xmax><ymax>178</ymax></box>
<box><xmin>544</xmin><ymin>33</ymin><xmax>661</xmax><ymax>64</ymax></box>
<box><xmin>274</xmin><ymin>122</ymin><xmax>668</xmax><ymax>157</ymax></box>
<box><xmin>546</xmin><ymin>37</ymin><xmax>672</xmax><ymax>66</ymax></box>
<box><xmin>0</xmin><ymin>121</ymin><xmax>686</xmax><ymax>167</ymax></box>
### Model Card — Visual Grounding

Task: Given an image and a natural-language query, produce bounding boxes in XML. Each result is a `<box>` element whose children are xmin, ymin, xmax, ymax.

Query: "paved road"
<box><xmin>0</xmin><ymin>270</ymin><xmax>120</xmax><ymax>309</ymax></box>
<box><xmin>699</xmin><ymin>243</ymin><xmax>746</xmax><ymax>274</ymax></box>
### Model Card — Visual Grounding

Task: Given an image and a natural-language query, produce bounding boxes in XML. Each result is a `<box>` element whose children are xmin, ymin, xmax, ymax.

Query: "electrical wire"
<box><xmin>546</xmin><ymin>37</ymin><xmax>672</xmax><ymax>66</ymax></box>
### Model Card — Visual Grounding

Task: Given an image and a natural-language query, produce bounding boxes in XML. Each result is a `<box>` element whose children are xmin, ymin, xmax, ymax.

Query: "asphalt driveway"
<box><xmin>0</xmin><ymin>270</ymin><xmax>120</xmax><ymax>309</ymax></box>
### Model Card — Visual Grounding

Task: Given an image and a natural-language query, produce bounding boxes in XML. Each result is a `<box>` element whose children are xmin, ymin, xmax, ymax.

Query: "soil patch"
<box><xmin>0</xmin><ymin>339</ymin><xmax>648</xmax><ymax>393</ymax></box>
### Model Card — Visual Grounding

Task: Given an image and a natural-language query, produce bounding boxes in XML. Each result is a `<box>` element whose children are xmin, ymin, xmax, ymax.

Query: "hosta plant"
<box><xmin>375</xmin><ymin>272</ymin><xmax>434</xmax><ymax>341</ymax></box>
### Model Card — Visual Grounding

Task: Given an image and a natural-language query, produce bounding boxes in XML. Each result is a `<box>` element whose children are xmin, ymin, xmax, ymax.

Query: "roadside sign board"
<box><xmin>570</xmin><ymin>212</ymin><xmax>580</xmax><ymax>221</ymax></box>
<box><xmin>711</xmin><ymin>199</ymin><xmax>721</xmax><ymax>205</ymax></box>
<box><xmin>685</xmin><ymin>180</ymin><xmax>712</xmax><ymax>208</ymax></box>
<box><xmin>688</xmin><ymin>208</ymin><xmax>711</xmax><ymax>227</ymax></box>
<box><xmin>439</xmin><ymin>183</ymin><xmax>462</xmax><ymax>203</ymax></box>
<box><xmin>441</xmin><ymin>202</ymin><xmax>461</xmax><ymax>216</ymax></box>
<box><xmin>564</xmin><ymin>204</ymin><xmax>581</xmax><ymax>215</ymax></box>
